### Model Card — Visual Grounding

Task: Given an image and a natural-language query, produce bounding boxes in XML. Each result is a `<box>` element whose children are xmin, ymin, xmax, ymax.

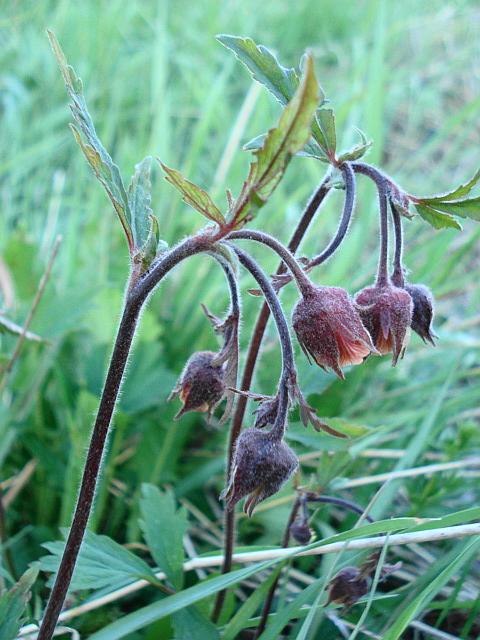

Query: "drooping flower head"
<box><xmin>169</xmin><ymin>351</ymin><xmax>225</xmax><ymax>419</ymax></box>
<box><xmin>355</xmin><ymin>284</ymin><xmax>413</xmax><ymax>365</ymax></box>
<box><xmin>289</xmin><ymin>513</ymin><xmax>312</xmax><ymax>544</ymax></box>
<box><xmin>292</xmin><ymin>286</ymin><xmax>377</xmax><ymax>379</ymax></box>
<box><xmin>221</xmin><ymin>428</ymin><xmax>298</xmax><ymax>517</ymax></box>
<box><xmin>405</xmin><ymin>283</ymin><xmax>437</xmax><ymax>345</ymax></box>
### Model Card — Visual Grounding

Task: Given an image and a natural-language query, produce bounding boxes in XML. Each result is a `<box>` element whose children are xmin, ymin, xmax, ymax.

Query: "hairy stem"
<box><xmin>351</xmin><ymin>162</ymin><xmax>391</xmax><ymax>287</ymax></box>
<box><xmin>227</xmin><ymin>244</ymin><xmax>294</xmax><ymax>438</ymax></box>
<box><xmin>37</xmin><ymin>233</ymin><xmax>215</xmax><ymax>640</ymax></box>
<box><xmin>390</xmin><ymin>201</ymin><xmax>405</xmax><ymax>287</ymax></box>
<box><xmin>228</xmin><ymin>230</ymin><xmax>314</xmax><ymax>297</ymax></box>
<box><xmin>212</xmin><ymin>175</ymin><xmax>331</xmax><ymax>621</ymax></box>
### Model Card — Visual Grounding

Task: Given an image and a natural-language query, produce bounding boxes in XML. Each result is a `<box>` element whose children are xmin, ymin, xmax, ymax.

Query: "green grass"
<box><xmin>1</xmin><ymin>1</ymin><xmax>480</xmax><ymax>638</ymax></box>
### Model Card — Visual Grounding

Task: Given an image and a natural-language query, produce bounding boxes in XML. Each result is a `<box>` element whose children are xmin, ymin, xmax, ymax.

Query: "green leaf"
<box><xmin>312</xmin><ymin>108</ymin><xmax>336</xmax><ymax>159</ymax></box>
<box><xmin>222</xmin><ymin>567</ymin><xmax>282</xmax><ymax>640</ymax></box>
<box><xmin>47</xmin><ymin>30</ymin><xmax>134</xmax><ymax>250</ymax></box>
<box><xmin>383</xmin><ymin>538</ymin><xmax>480</xmax><ymax>640</ymax></box>
<box><xmin>423</xmin><ymin>196</ymin><xmax>480</xmax><ymax>221</ymax></box>
<box><xmin>0</xmin><ymin>315</ymin><xmax>43</xmax><ymax>342</ymax></box>
<box><xmin>0</xmin><ymin>564</ymin><xmax>39</xmax><ymax>640</ymax></box>
<box><xmin>243</xmin><ymin>134</ymin><xmax>325</xmax><ymax>160</ymax></box>
<box><xmin>216</xmin><ymin>34</ymin><xmax>322</xmax><ymax>108</ymax></box>
<box><xmin>139</xmin><ymin>484</ymin><xmax>188</xmax><ymax>590</ymax></box>
<box><xmin>159</xmin><ymin>162</ymin><xmax>225</xmax><ymax>225</ymax></box>
<box><xmin>414</xmin><ymin>203</ymin><xmax>462</xmax><ymax>231</ymax></box>
<box><xmin>172</xmin><ymin>607</ymin><xmax>219</xmax><ymax>640</ymax></box>
<box><xmin>337</xmin><ymin>128</ymin><xmax>372</xmax><ymax>163</ymax></box>
<box><xmin>40</xmin><ymin>529</ymin><xmax>158</xmax><ymax>591</ymax></box>
<box><xmin>128</xmin><ymin>157</ymin><xmax>154</xmax><ymax>249</ymax></box>
<box><xmin>419</xmin><ymin>168</ymin><xmax>480</xmax><ymax>203</ymax></box>
<box><xmin>89</xmin><ymin>560</ymin><xmax>278</xmax><ymax>640</ymax></box>
<box><xmin>230</xmin><ymin>53</ymin><xmax>320</xmax><ymax>226</ymax></box>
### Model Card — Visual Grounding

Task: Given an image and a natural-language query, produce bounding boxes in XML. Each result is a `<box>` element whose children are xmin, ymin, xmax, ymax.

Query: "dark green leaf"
<box><xmin>159</xmin><ymin>162</ymin><xmax>225</xmax><ymax>225</ymax></box>
<box><xmin>139</xmin><ymin>484</ymin><xmax>188</xmax><ymax>590</ymax></box>
<box><xmin>230</xmin><ymin>53</ymin><xmax>320</xmax><ymax>226</ymax></box>
<box><xmin>40</xmin><ymin>530</ymin><xmax>158</xmax><ymax>591</ymax></box>
<box><xmin>414</xmin><ymin>203</ymin><xmax>462</xmax><ymax>231</ymax></box>
<box><xmin>0</xmin><ymin>565</ymin><xmax>39</xmax><ymax>640</ymax></box>
<box><xmin>0</xmin><ymin>315</ymin><xmax>43</xmax><ymax>342</ymax></box>
<box><xmin>47</xmin><ymin>31</ymin><xmax>134</xmax><ymax>250</ymax></box>
<box><xmin>419</xmin><ymin>168</ymin><xmax>480</xmax><ymax>203</ymax></box>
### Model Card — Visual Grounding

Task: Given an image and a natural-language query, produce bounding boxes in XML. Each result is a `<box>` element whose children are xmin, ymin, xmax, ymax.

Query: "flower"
<box><xmin>405</xmin><ymin>283</ymin><xmax>437</xmax><ymax>345</ymax></box>
<box><xmin>355</xmin><ymin>284</ymin><xmax>413</xmax><ymax>365</ymax></box>
<box><xmin>292</xmin><ymin>286</ymin><xmax>377</xmax><ymax>380</ymax></box>
<box><xmin>221</xmin><ymin>428</ymin><xmax>298</xmax><ymax>517</ymax></box>
<box><xmin>169</xmin><ymin>351</ymin><xmax>225</xmax><ymax>419</ymax></box>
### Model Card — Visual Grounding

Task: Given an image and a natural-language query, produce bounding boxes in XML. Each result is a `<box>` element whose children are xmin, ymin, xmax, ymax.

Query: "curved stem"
<box><xmin>307</xmin><ymin>162</ymin><xmax>356</xmax><ymax>269</ymax></box>
<box><xmin>37</xmin><ymin>233</ymin><xmax>215</xmax><ymax>640</ymax></box>
<box><xmin>227</xmin><ymin>230</ymin><xmax>314</xmax><ymax>297</ymax></box>
<box><xmin>390</xmin><ymin>201</ymin><xmax>405</xmax><ymax>287</ymax></box>
<box><xmin>212</xmin><ymin>174</ymin><xmax>331</xmax><ymax>621</ymax></box>
<box><xmin>351</xmin><ymin>162</ymin><xmax>391</xmax><ymax>287</ymax></box>
<box><xmin>304</xmin><ymin>494</ymin><xmax>374</xmax><ymax>523</ymax></box>
<box><xmin>227</xmin><ymin>244</ymin><xmax>294</xmax><ymax>439</ymax></box>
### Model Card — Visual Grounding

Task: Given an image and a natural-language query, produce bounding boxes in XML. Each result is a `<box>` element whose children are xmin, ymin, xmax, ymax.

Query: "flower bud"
<box><xmin>292</xmin><ymin>286</ymin><xmax>377</xmax><ymax>380</ymax></box>
<box><xmin>221</xmin><ymin>428</ymin><xmax>298</xmax><ymax>517</ymax></box>
<box><xmin>327</xmin><ymin>566</ymin><xmax>369</xmax><ymax>608</ymax></box>
<box><xmin>253</xmin><ymin>396</ymin><xmax>279</xmax><ymax>429</ymax></box>
<box><xmin>170</xmin><ymin>351</ymin><xmax>225</xmax><ymax>419</ymax></box>
<box><xmin>405</xmin><ymin>283</ymin><xmax>436</xmax><ymax>345</ymax></box>
<box><xmin>355</xmin><ymin>284</ymin><xmax>413</xmax><ymax>365</ymax></box>
<box><xmin>289</xmin><ymin>516</ymin><xmax>312</xmax><ymax>544</ymax></box>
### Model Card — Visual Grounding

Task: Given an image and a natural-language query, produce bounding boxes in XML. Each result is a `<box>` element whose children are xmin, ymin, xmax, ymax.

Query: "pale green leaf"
<box><xmin>128</xmin><ymin>156</ymin><xmax>154</xmax><ymax>249</ymax></box>
<box><xmin>424</xmin><ymin>196</ymin><xmax>480</xmax><ymax>221</ymax></box>
<box><xmin>159</xmin><ymin>162</ymin><xmax>225</xmax><ymax>225</ymax></box>
<box><xmin>337</xmin><ymin>128</ymin><xmax>372</xmax><ymax>162</ymax></box>
<box><xmin>312</xmin><ymin>108</ymin><xmax>336</xmax><ymax>158</ymax></box>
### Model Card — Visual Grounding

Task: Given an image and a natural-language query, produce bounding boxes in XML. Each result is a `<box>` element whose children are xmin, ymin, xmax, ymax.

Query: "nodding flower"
<box><xmin>327</xmin><ymin>566</ymin><xmax>370</xmax><ymax>608</ymax></box>
<box><xmin>169</xmin><ymin>351</ymin><xmax>225</xmax><ymax>419</ymax></box>
<box><xmin>405</xmin><ymin>283</ymin><xmax>437</xmax><ymax>345</ymax></box>
<box><xmin>292</xmin><ymin>285</ymin><xmax>377</xmax><ymax>380</ymax></box>
<box><xmin>355</xmin><ymin>283</ymin><xmax>413</xmax><ymax>365</ymax></box>
<box><xmin>221</xmin><ymin>428</ymin><xmax>298</xmax><ymax>517</ymax></box>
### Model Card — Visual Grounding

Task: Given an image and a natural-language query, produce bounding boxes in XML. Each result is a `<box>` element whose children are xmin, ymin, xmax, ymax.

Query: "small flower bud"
<box><xmin>355</xmin><ymin>284</ymin><xmax>413</xmax><ymax>365</ymax></box>
<box><xmin>170</xmin><ymin>351</ymin><xmax>225</xmax><ymax>419</ymax></box>
<box><xmin>292</xmin><ymin>286</ymin><xmax>377</xmax><ymax>380</ymax></box>
<box><xmin>327</xmin><ymin>566</ymin><xmax>369</xmax><ymax>608</ymax></box>
<box><xmin>405</xmin><ymin>283</ymin><xmax>437</xmax><ymax>345</ymax></box>
<box><xmin>289</xmin><ymin>516</ymin><xmax>312</xmax><ymax>544</ymax></box>
<box><xmin>221</xmin><ymin>428</ymin><xmax>298</xmax><ymax>517</ymax></box>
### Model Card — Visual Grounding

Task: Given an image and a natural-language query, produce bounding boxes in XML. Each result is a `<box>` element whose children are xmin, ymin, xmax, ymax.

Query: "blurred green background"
<box><xmin>1</xmin><ymin>0</ymin><xmax>480</xmax><ymax>637</ymax></box>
